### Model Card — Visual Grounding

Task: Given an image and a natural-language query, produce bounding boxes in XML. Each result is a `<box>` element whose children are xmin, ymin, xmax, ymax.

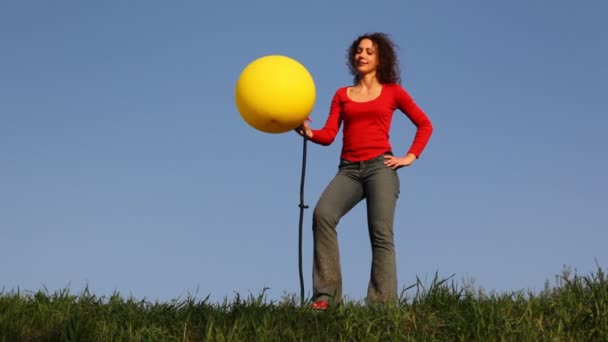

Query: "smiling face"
<box><xmin>354</xmin><ymin>38</ymin><xmax>379</xmax><ymax>76</ymax></box>
<box><xmin>347</xmin><ymin>33</ymin><xmax>400</xmax><ymax>85</ymax></box>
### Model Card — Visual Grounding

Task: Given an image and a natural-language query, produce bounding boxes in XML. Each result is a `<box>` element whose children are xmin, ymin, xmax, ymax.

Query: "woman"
<box><xmin>296</xmin><ymin>32</ymin><xmax>433</xmax><ymax>309</ymax></box>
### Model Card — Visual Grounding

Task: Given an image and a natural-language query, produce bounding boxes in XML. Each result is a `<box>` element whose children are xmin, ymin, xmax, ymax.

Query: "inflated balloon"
<box><xmin>235</xmin><ymin>55</ymin><xmax>316</xmax><ymax>134</ymax></box>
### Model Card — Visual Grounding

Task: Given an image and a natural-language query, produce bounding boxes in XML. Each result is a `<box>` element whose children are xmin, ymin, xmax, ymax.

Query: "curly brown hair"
<box><xmin>347</xmin><ymin>32</ymin><xmax>401</xmax><ymax>85</ymax></box>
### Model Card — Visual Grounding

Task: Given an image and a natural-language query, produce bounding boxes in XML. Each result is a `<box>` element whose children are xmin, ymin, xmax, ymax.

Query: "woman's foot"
<box><xmin>311</xmin><ymin>300</ymin><xmax>329</xmax><ymax>311</ymax></box>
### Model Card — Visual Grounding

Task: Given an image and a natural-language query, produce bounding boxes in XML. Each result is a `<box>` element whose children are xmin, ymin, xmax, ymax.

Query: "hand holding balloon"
<box><xmin>294</xmin><ymin>118</ymin><xmax>313</xmax><ymax>138</ymax></box>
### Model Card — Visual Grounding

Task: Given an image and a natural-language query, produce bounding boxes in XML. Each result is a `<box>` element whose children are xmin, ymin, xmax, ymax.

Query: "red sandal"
<box><xmin>311</xmin><ymin>300</ymin><xmax>329</xmax><ymax>311</ymax></box>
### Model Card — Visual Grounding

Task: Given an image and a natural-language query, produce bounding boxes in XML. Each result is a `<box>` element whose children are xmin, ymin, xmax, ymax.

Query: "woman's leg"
<box><xmin>363</xmin><ymin>155</ymin><xmax>400</xmax><ymax>304</ymax></box>
<box><xmin>312</xmin><ymin>162</ymin><xmax>363</xmax><ymax>304</ymax></box>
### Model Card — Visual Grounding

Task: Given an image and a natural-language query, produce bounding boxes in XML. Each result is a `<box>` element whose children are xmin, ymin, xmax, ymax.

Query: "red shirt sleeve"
<box><xmin>393</xmin><ymin>84</ymin><xmax>433</xmax><ymax>158</ymax></box>
<box><xmin>309</xmin><ymin>89</ymin><xmax>343</xmax><ymax>146</ymax></box>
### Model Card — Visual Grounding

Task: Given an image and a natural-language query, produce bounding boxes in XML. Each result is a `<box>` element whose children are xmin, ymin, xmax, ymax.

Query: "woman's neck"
<box><xmin>358</xmin><ymin>73</ymin><xmax>380</xmax><ymax>89</ymax></box>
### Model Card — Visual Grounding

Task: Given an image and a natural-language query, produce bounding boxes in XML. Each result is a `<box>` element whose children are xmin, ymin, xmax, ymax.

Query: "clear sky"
<box><xmin>1</xmin><ymin>1</ymin><xmax>607</xmax><ymax>303</ymax></box>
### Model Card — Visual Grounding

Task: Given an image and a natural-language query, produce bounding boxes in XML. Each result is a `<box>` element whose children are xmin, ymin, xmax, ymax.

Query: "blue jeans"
<box><xmin>312</xmin><ymin>152</ymin><xmax>400</xmax><ymax>304</ymax></box>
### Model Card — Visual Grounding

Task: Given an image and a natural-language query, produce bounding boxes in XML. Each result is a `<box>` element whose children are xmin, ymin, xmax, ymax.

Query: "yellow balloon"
<box><xmin>235</xmin><ymin>55</ymin><xmax>316</xmax><ymax>134</ymax></box>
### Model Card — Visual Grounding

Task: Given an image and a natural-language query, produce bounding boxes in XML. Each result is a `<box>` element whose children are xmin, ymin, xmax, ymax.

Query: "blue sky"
<box><xmin>1</xmin><ymin>1</ymin><xmax>606</xmax><ymax>303</ymax></box>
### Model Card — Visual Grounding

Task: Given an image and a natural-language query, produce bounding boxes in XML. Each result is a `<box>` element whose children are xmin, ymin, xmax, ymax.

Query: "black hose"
<box><xmin>297</xmin><ymin>134</ymin><xmax>309</xmax><ymax>305</ymax></box>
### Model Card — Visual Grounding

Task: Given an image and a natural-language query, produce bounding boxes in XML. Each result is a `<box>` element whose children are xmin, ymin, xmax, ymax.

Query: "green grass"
<box><xmin>1</xmin><ymin>266</ymin><xmax>606</xmax><ymax>341</ymax></box>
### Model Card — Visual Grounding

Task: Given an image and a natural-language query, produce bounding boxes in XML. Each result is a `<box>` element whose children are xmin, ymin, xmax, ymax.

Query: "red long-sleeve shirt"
<box><xmin>310</xmin><ymin>83</ymin><xmax>433</xmax><ymax>161</ymax></box>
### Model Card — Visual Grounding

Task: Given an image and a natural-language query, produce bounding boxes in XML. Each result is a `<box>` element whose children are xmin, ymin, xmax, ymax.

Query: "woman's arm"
<box><xmin>394</xmin><ymin>85</ymin><xmax>433</xmax><ymax>158</ymax></box>
<box><xmin>296</xmin><ymin>89</ymin><xmax>343</xmax><ymax>146</ymax></box>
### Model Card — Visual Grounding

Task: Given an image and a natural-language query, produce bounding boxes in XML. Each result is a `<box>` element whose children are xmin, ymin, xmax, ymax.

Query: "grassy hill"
<box><xmin>1</xmin><ymin>266</ymin><xmax>606</xmax><ymax>341</ymax></box>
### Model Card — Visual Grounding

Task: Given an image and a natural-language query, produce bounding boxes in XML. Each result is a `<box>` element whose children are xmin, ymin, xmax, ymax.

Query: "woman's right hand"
<box><xmin>295</xmin><ymin>121</ymin><xmax>313</xmax><ymax>139</ymax></box>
